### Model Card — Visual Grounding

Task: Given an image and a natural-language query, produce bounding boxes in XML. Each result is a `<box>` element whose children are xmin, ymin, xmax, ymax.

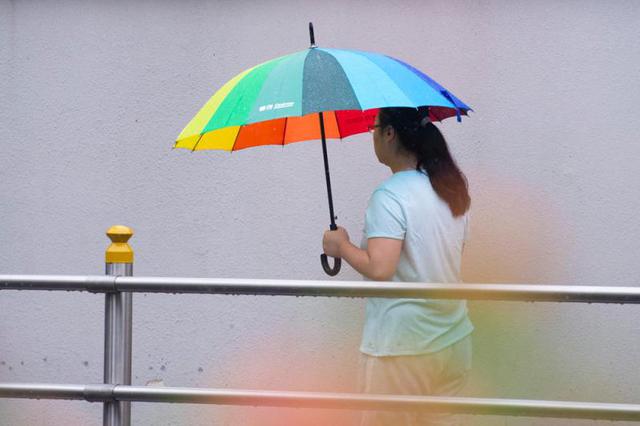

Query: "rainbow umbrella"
<box><xmin>176</xmin><ymin>23</ymin><xmax>471</xmax><ymax>276</ymax></box>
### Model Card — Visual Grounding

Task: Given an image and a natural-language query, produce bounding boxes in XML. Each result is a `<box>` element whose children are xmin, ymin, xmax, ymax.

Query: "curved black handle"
<box><xmin>321</xmin><ymin>223</ymin><xmax>342</xmax><ymax>276</ymax></box>
<box><xmin>320</xmin><ymin>254</ymin><xmax>341</xmax><ymax>276</ymax></box>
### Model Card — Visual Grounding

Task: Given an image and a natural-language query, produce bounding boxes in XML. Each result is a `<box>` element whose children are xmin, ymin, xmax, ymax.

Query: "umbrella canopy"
<box><xmin>176</xmin><ymin>25</ymin><xmax>472</xmax><ymax>276</ymax></box>
<box><xmin>175</xmin><ymin>47</ymin><xmax>471</xmax><ymax>151</ymax></box>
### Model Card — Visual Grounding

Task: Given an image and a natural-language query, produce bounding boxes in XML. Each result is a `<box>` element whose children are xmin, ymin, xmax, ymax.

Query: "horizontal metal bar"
<box><xmin>1</xmin><ymin>383</ymin><xmax>639</xmax><ymax>421</ymax></box>
<box><xmin>115</xmin><ymin>387</ymin><xmax>640</xmax><ymax>421</ymax></box>
<box><xmin>2</xmin><ymin>274</ymin><xmax>640</xmax><ymax>304</ymax></box>
<box><xmin>0</xmin><ymin>383</ymin><xmax>89</xmax><ymax>400</ymax></box>
<box><xmin>0</xmin><ymin>275</ymin><xmax>116</xmax><ymax>292</ymax></box>
<box><xmin>117</xmin><ymin>277</ymin><xmax>640</xmax><ymax>303</ymax></box>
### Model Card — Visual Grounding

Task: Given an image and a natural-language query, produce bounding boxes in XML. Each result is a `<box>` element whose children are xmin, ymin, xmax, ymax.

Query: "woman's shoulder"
<box><xmin>376</xmin><ymin>170</ymin><xmax>429</xmax><ymax>196</ymax></box>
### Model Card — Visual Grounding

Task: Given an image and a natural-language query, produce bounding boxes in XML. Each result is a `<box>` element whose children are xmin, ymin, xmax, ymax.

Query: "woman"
<box><xmin>322</xmin><ymin>106</ymin><xmax>473</xmax><ymax>426</ymax></box>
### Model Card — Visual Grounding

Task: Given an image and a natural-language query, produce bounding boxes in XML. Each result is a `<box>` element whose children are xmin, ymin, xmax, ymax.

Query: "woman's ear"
<box><xmin>384</xmin><ymin>126</ymin><xmax>397</xmax><ymax>144</ymax></box>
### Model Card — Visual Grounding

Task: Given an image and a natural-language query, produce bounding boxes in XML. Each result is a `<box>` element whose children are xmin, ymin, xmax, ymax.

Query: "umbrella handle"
<box><xmin>321</xmin><ymin>223</ymin><xmax>342</xmax><ymax>276</ymax></box>
<box><xmin>320</xmin><ymin>254</ymin><xmax>341</xmax><ymax>276</ymax></box>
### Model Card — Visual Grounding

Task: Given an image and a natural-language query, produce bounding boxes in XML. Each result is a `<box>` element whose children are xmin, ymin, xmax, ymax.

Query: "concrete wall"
<box><xmin>1</xmin><ymin>1</ymin><xmax>639</xmax><ymax>424</ymax></box>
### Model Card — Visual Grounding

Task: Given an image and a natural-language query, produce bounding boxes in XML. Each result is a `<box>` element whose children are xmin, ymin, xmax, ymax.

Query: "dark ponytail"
<box><xmin>378</xmin><ymin>107</ymin><xmax>470</xmax><ymax>217</ymax></box>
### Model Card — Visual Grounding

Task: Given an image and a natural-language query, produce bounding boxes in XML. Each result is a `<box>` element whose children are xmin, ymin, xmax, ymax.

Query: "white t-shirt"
<box><xmin>359</xmin><ymin>169</ymin><xmax>473</xmax><ymax>356</ymax></box>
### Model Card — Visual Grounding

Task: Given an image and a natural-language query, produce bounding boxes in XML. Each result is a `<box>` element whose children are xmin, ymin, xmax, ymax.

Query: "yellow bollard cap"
<box><xmin>106</xmin><ymin>225</ymin><xmax>134</xmax><ymax>263</ymax></box>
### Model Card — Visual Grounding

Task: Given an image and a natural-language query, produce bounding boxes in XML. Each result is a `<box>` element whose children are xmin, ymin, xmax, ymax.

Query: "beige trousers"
<box><xmin>358</xmin><ymin>335</ymin><xmax>472</xmax><ymax>426</ymax></box>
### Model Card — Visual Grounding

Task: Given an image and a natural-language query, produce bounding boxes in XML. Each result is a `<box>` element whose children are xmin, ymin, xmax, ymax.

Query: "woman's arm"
<box><xmin>323</xmin><ymin>227</ymin><xmax>402</xmax><ymax>281</ymax></box>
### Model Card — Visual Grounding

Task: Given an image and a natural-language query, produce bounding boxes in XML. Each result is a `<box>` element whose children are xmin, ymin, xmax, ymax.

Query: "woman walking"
<box><xmin>322</xmin><ymin>106</ymin><xmax>473</xmax><ymax>426</ymax></box>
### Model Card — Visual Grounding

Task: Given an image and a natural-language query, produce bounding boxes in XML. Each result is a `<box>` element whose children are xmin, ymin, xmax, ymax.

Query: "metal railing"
<box><xmin>3</xmin><ymin>274</ymin><xmax>640</xmax><ymax>302</ymax></box>
<box><xmin>1</xmin><ymin>226</ymin><xmax>639</xmax><ymax>425</ymax></box>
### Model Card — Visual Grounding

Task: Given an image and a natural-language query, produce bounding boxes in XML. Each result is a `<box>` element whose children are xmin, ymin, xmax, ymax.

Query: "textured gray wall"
<box><xmin>1</xmin><ymin>1</ymin><xmax>639</xmax><ymax>425</ymax></box>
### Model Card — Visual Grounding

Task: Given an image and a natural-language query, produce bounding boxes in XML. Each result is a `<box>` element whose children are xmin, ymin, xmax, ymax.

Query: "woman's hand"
<box><xmin>322</xmin><ymin>226</ymin><xmax>350</xmax><ymax>258</ymax></box>
<box><xmin>323</xmin><ymin>227</ymin><xmax>402</xmax><ymax>280</ymax></box>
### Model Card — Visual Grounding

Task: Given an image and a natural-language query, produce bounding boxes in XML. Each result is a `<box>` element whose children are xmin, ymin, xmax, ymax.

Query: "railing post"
<box><xmin>104</xmin><ymin>225</ymin><xmax>134</xmax><ymax>426</ymax></box>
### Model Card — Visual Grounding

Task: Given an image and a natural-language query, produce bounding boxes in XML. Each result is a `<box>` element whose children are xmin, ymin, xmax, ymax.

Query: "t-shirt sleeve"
<box><xmin>364</xmin><ymin>189</ymin><xmax>406</xmax><ymax>240</ymax></box>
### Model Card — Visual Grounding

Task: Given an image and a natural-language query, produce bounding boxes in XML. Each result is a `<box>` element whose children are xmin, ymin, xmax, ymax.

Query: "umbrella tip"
<box><xmin>309</xmin><ymin>22</ymin><xmax>316</xmax><ymax>48</ymax></box>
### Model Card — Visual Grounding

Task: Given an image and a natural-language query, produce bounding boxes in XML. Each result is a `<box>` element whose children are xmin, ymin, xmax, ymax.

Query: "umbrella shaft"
<box><xmin>318</xmin><ymin>112</ymin><xmax>337</xmax><ymax>230</ymax></box>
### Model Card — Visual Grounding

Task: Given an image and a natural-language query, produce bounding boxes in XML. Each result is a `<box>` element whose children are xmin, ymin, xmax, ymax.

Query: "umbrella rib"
<box><xmin>440</xmin><ymin>91</ymin><xmax>462</xmax><ymax>122</ymax></box>
<box><xmin>333</xmin><ymin>111</ymin><xmax>344</xmax><ymax>140</ymax></box>
<box><xmin>230</xmin><ymin>127</ymin><xmax>240</xmax><ymax>152</ymax></box>
<box><xmin>282</xmin><ymin>117</ymin><xmax>289</xmax><ymax>147</ymax></box>
<box><xmin>191</xmin><ymin>133</ymin><xmax>205</xmax><ymax>152</ymax></box>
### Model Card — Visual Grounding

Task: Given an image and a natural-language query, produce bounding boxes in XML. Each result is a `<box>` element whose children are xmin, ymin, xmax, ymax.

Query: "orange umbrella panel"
<box><xmin>178</xmin><ymin>109</ymin><xmax>378</xmax><ymax>152</ymax></box>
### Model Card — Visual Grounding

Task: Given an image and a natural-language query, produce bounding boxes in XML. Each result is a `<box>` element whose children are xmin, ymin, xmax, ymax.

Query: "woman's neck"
<box><xmin>388</xmin><ymin>154</ymin><xmax>418</xmax><ymax>174</ymax></box>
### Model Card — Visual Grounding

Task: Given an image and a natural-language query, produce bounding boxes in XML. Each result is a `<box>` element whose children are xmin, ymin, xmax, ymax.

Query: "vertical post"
<box><xmin>104</xmin><ymin>225</ymin><xmax>134</xmax><ymax>426</ymax></box>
